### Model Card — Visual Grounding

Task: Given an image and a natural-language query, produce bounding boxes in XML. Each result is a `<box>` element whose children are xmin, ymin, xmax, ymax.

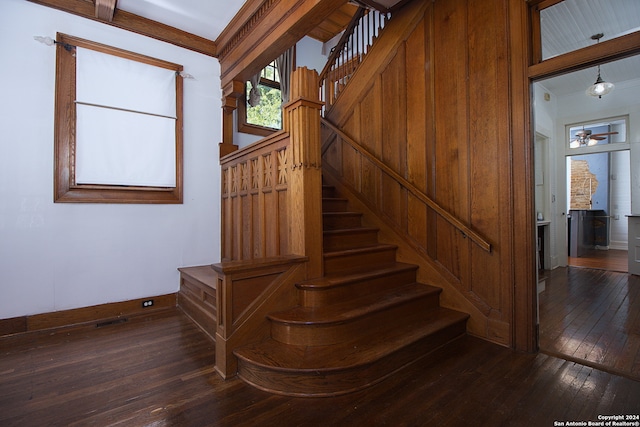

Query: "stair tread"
<box><xmin>177</xmin><ymin>265</ymin><xmax>216</xmax><ymax>290</ymax></box>
<box><xmin>298</xmin><ymin>262</ymin><xmax>419</xmax><ymax>290</ymax></box>
<box><xmin>323</xmin><ymin>243</ymin><xmax>397</xmax><ymax>258</ymax></box>
<box><xmin>235</xmin><ymin>307</ymin><xmax>468</xmax><ymax>372</ymax></box>
<box><xmin>322</xmin><ymin>211</ymin><xmax>361</xmax><ymax>216</ymax></box>
<box><xmin>323</xmin><ymin>226</ymin><xmax>378</xmax><ymax>235</ymax></box>
<box><xmin>269</xmin><ymin>282</ymin><xmax>441</xmax><ymax>325</ymax></box>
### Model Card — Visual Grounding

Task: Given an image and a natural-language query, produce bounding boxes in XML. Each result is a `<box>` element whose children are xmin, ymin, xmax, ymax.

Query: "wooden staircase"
<box><xmin>233</xmin><ymin>184</ymin><xmax>469</xmax><ymax>397</ymax></box>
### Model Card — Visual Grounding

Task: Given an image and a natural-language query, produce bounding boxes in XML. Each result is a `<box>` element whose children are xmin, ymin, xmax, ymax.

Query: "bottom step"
<box><xmin>234</xmin><ymin>308</ymin><xmax>468</xmax><ymax>397</ymax></box>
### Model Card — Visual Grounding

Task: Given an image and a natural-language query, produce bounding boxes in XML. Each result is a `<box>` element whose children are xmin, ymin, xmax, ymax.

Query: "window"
<box><xmin>237</xmin><ymin>48</ymin><xmax>295</xmax><ymax>136</ymax></box>
<box><xmin>54</xmin><ymin>33</ymin><xmax>183</xmax><ymax>203</ymax></box>
<box><xmin>247</xmin><ymin>61</ymin><xmax>283</xmax><ymax>129</ymax></box>
<box><xmin>567</xmin><ymin>116</ymin><xmax>628</xmax><ymax>150</ymax></box>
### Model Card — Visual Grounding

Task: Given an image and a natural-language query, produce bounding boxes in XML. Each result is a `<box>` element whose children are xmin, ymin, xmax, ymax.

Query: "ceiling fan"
<box><xmin>569</xmin><ymin>128</ymin><xmax>618</xmax><ymax>148</ymax></box>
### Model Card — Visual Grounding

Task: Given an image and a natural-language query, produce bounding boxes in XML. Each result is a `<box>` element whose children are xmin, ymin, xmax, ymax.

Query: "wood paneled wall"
<box><xmin>324</xmin><ymin>0</ymin><xmax>533</xmax><ymax>347</ymax></box>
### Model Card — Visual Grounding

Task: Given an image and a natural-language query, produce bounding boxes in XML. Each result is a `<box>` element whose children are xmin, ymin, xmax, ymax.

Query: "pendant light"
<box><xmin>586</xmin><ymin>33</ymin><xmax>614</xmax><ymax>98</ymax></box>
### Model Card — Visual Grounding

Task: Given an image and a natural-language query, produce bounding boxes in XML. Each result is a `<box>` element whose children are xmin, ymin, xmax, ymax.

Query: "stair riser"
<box><xmin>324</xmin><ymin>247</ymin><xmax>397</xmax><ymax>274</ymax></box>
<box><xmin>322</xmin><ymin>187</ymin><xmax>336</xmax><ymax>198</ymax></box>
<box><xmin>322</xmin><ymin>214</ymin><xmax>363</xmax><ymax>230</ymax></box>
<box><xmin>299</xmin><ymin>270</ymin><xmax>420</xmax><ymax>308</ymax></box>
<box><xmin>322</xmin><ymin>199</ymin><xmax>349</xmax><ymax>212</ymax></box>
<box><xmin>237</xmin><ymin>322</ymin><xmax>467</xmax><ymax>397</ymax></box>
<box><xmin>271</xmin><ymin>294</ymin><xmax>442</xmax><ymax>346</ymax></box>
<box><xmin>323</xmin><ymin>229</ymin><xmax>379</xmax><ymax>251</ymax></box>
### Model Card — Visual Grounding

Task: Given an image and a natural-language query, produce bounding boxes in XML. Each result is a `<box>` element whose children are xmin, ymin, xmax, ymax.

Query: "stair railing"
<box><xmin>321</xmin><ymin>118</ymin><xmax>492</xmax><ymax>253</ymax></box>
<box><xmin>319</xmin><ymin>6</ymin><xmax>390</xmax><ymax>109</ymax></box>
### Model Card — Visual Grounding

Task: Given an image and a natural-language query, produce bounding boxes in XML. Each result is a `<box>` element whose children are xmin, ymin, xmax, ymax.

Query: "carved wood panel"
<box><xmin>221</xmin><ymin>133</ymin><xmax>290</xmax><ymax>262</ymax></box>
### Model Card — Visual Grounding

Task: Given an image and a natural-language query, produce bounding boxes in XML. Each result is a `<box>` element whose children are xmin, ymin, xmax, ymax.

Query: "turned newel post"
<box><xmin>284</xmin><ymin>67</ymin><xmax>324</xmax><ymax>279</ymax></box>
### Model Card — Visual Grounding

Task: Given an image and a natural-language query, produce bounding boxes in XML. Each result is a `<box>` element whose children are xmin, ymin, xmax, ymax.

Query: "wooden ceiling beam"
<box><xmin>217</xmin><ymin>0</ymin><xmax>349</xmax><ymax>88</ymax></box>
<box><xmin>95</xmin><ymin>0</ymin><xmax>117</xmax><ymax>22</ymax></box>
<box><xmin>27</xmin><ymin>0</ymin><xmax>217</xmax><ymax>57</ymax></box>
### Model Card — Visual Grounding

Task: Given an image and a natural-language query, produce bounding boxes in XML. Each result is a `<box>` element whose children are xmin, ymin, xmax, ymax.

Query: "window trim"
<box><xmin>54</xmin><ymin>33</ymin><xmax>183</xmax><ymax>204</ymax></box>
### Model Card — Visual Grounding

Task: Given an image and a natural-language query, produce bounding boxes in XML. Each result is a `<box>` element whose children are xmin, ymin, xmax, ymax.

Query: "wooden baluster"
<box><xmin>284</xmin><ymin>67</ymin><xmax>324</xmax><ymax>279</ymax></box>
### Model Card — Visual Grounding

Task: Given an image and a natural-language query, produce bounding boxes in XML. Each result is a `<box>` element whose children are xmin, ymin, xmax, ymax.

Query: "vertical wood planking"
<box><xmin>467</xmin><ymin>0</ymin><xmax>506</xmax><ymax>311</ymax></box>
<box><xmin>406</xmin><ymin>17</ymin><xmax>429</xmax><ymax>248</ymax></box>
<box><xmin>433</xmin><ymin>0</ymin><xmax>470</xmax><ymax>282</ymax></box>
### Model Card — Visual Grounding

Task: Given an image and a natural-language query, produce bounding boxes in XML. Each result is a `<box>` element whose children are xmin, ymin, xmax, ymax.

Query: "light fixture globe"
<box><xmin>585</xmin><ymin>33</ymin><xmax>614</xmax><ymax>99</ymax></box>
<box><xmin>586</xmin><ymin>70</ymin><xmax>614</xmax><ymax>98</ymax></box>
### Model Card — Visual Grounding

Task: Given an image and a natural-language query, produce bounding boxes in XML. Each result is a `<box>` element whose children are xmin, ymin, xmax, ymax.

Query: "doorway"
<box><xmin>533</xmin><ymin>66</ymin><xmax>636</xmax><ymax>379</ymax></box>
<box><xmin>566</xmin><ymin>147</ymin><xmax>631</xmax><ymax>273</ymax></box>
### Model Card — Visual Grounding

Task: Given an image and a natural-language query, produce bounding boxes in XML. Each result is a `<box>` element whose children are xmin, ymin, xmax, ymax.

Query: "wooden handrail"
<box><xmin>318</xmin><ymin>6</ymin><xmax>367</xmax><ymax>83</ymax></box>
<box><xmin>318</xmin><ymin>6</ymin><xmax>390</xmax><ymax>107</ymax></box>
<box><xmin>321</xmin><ymin>118</ymin><xmax>492</xmax><ymax>253</ymax></box>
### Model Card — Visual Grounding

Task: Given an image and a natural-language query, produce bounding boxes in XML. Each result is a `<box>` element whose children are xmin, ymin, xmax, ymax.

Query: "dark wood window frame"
<box><xmin>54</xmin><ymin>33</ymin><xmax>184</xmax><ymax>204</ymax></box>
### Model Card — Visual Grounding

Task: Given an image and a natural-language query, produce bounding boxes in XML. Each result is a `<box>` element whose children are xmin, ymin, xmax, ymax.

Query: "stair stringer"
<box><xmin>321</xmin><ymin>169</ymin><xmax>494</xmax><ymax>343</ymax></box>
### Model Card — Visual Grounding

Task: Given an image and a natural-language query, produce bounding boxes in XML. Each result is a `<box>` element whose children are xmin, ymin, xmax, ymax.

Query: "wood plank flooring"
<box><xmin>568</xmin><ymin>249</ymin><xmax>628</xmax><ymax>273</ymax></box>
<box><xmin>539</xmin><ymin>266</ymin><xmax>640</xmax><ymax>381</ymax></box>
<box><xmin>2</xmin><ymin>308</ymin><xmax>639</xmax><ymax>426</ymax></box>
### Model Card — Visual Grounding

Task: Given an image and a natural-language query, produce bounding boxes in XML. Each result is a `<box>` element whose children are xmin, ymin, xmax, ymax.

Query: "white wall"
<box><xmin>0</xmin><ymin>0</ymin><xmax>221</xmax><ymax>319</ymax></box>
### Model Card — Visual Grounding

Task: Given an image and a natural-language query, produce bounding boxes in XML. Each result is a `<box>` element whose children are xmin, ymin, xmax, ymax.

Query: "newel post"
<box><xmin>284</xmin><ymin>67</ymin><xmax>324</xmax><ymax>279</ymax></box>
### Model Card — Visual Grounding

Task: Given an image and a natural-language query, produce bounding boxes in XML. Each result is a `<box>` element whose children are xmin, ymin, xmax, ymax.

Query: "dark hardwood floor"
<box><xmin>539</xmin><ymin>266</ymin><xmax>640</xmax><ymax>382</ymax></box>
<box><xmin>568</xmin><ymin>248</ymin><xmax>628</xmax><ymax>273</ymax></box>
<box><xmin>2</xmin><ymin>308</ymin><xmax>639</xmax><ymax>426</ymax></box>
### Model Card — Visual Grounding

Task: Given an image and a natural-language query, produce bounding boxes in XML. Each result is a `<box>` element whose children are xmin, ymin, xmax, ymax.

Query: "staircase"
<box><xmin>233</xmin><ymin>184</ymin><xmax>469</xmax><ymax>397</ymax></box>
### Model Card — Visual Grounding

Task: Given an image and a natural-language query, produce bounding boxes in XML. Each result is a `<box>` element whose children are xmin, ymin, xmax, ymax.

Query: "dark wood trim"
<box><xmin>94</xmin><ymin>0</ymin><xmax>116</xmax><ymax>22</ymax></box>
<box><xmin>0</xmin><ymin>316</ymin><xmax>28</xmax><ymax>337</ymax></box>
<box><xmin>528</xmin><ymin>31</ymin><xmax>640</xmax><ymax>81</ymax></box>
<box><xmin>527</xmin><ymin>0</ymin><xmax>563</xmax><ymax>9</ymax></box>
<box><xmin>26</xmin><ymin>0</ymin><xmax>216</xmax><ymax>57</ymax></box>
<box><xmin>510</xmin><ymin>0</ymin><xmax>537</xmax><ymax>353</ymax></box>
<box><xmin>53</xmin><ymin>33</ymin><xmax>184</xmax><ymax>204</ymax></box>
<box><xmin>0</xmin><ymin>293</ymin><xmax>177</xmax><ymax>337</ymax></box>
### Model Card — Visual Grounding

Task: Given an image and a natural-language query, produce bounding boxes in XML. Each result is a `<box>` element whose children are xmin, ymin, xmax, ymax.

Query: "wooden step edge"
<box><xmin>323</xmin><ymin>226</ymin><xmax>379</xmax><ymax>236</ymax></box>
<box><xmin>268</xmin><ymin>283</ymin><xmax>442</xmax><ymax>326</ymax></box>
<box><xmin>323</xmin><ymin>243</ymin><xmax>398</xmax><ymax>260</ymax></box>
<box><xmin>297</xmin><ymin>262</ymin><xmax>419</xmax><ymax>290</ymax></box>
<box><xmin>236</xmin><ymin>328</ymin><xmax>468</xmax><ymax>397</ymax></box>
<box><xmin>322</xmin><ymin>211</ymin><xmax>362</xmax><ymax>217</ymax></box>
<box><xmin>236</xmin><ymin>309</ymin><xmax>469</xmax><ymax>373</ymax></box>
<box><xmin>178</xmin><ymin>265</ymin><xmax>217</xmax><ymax>290</ymax></box>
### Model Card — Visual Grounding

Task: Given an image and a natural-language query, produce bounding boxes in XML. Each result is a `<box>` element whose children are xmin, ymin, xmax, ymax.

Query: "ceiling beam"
<box><xmin>27</xmin><ymin>0</ymin><xmax>217</xmax><ymax>57</ymax></box>
<box><xmin>217</xmin><ymin>0</ymin><xmax>349</xmax><ymax>88</ymax></box>
<box><xmin>95</xmin><ymin>0</ymin><xmax>117</xmax><ymax>22</ymax></box>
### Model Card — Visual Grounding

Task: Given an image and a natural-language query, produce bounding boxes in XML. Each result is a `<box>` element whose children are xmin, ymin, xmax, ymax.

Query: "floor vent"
<box><xmin>96</xmin><ymin>318</ymin><xmax>128</xmax><ymax>328</ymax></box>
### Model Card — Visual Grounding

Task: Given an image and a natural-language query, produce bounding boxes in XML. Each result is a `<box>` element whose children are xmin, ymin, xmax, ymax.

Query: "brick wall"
<box><xmin>570</xmin><ymin>159</ymin><xmax>598</xmax><ymax>209</ymax></box>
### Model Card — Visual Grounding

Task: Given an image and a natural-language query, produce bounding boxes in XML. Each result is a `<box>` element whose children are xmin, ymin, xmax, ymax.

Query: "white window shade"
<box><xmin>74</xmin><ymin>47</ymin><xmax>177</xmax><ymax>187</ymax></box>
<box><xmin>76</xmin><ymin>105</ymin><xmax>176</xmax><ymax>187</ymax></box>
<box><xmin>76</xmin><ymin>47</ymin><xmax>176</xmax><ymax>117</ymax></box>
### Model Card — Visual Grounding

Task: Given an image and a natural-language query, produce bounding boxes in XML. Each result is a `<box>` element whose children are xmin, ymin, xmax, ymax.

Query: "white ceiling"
<box><xmin>538</xmin><ymin>0</ymin><xmax>640</xmax><ymax>97</ymax></box>
<box><xmin>117</xmin><ymin>0</ymin><xmax>247</xmax><ymax>41</ymax></box>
